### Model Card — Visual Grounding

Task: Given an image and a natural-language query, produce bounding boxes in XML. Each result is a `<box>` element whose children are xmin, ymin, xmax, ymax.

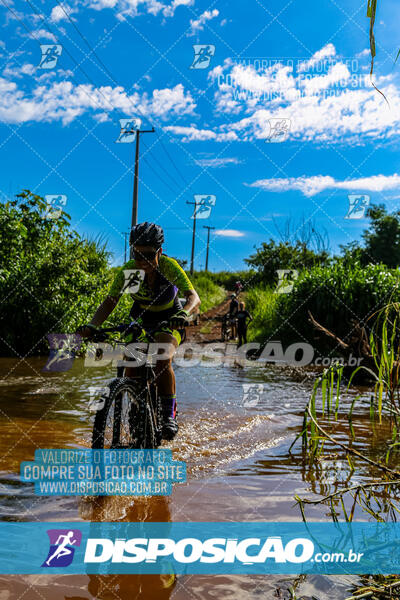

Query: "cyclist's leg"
<box><xmin>237</xmin><ymin>330</ymin><xmax>243</xmax><ymax>347</ymax></box>
<box><xmin>153</xmin><ymin>331</ymin><xmax>179</xmax><ymax>440</ymax></box>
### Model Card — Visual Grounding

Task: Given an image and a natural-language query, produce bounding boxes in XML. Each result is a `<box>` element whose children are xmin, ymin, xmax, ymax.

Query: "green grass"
<box><xmin>244</xmin><ymin>286</ymin><xmax>283</xmax><ymax>343</ymax></box>
<box><xmin>189</xmin><ymin>272</ymin><xmax>226</xmax><ymax>313</ymax></box>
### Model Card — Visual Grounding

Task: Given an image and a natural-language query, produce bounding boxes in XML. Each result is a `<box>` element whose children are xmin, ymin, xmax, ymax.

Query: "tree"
<box><xmin>361</xmin><ymin>204</ymin><xmax>400</xmax><ymax>267</ymax></box>
<box><xmin>245</xmin><ymin>219</ymin><xmax>330</xmax><ymax>285</ymax></box>
<box><xmin>0</xmin><ymin>190</ymin><xmax>112</xmax><ymax>356</ymax></box>
<box><xmin>245</xmin><ymin>239</ymin><xmax>330</xmax><ymax>285</ymax></box>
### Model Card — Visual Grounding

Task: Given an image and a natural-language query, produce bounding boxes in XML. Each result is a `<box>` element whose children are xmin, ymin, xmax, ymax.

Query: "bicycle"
<box><xmin>220</xmin><ymin>314</ymin><xmax>232</xmax><ymax>342</ymax></box>
<box><xmin>86</xmin><ymin>320</ymin><xmax>185</xmax><ymax>450</ymax></box>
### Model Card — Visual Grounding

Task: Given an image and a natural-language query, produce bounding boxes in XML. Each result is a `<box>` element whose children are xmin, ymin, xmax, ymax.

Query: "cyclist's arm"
<box><xmin>182</xmin><ymin>288</ymin><xmax>200</xmax><ymax>315</ymax></box>
<box><xmin>87</xmin><ymin>267</ymin><xmax>125</xmax><ymax>328</ymax></box>
<box><xmin>162</xmin><ymin>256</ymin><xmax>201</xmax><ymax>316</ymax></box>
<box><xmin>88</xmin><ymin>295</ymin><xmax>120</xmax><ymax>327</ymax></box>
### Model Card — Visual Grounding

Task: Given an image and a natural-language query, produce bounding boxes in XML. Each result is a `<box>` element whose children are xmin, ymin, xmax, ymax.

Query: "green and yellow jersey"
<box><xmin>109</xmin><ymin>255</ymin><xmax>194</xmax><ymax>321</ymax></box>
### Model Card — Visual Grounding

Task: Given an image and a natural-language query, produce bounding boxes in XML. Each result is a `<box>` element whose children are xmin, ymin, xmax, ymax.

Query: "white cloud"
<box><xmin>189</xmin><ymin>9</ymin><xmax>219</xmax><ymax>35</ymax></box>
<box><xmin>50</xmin><ymin>5</ymin><xmax>77</xmax><ymax>22</ymax></box>
<box><xmin>194</xmin><ymin>157</ymin><xmax>241</xmax><ymax>168</ymax></box>
<box><xmin>0</xmin><ymin>78</ymin><xmax>196</xmax><ymax>125</ymax></box>
<box><xmin>214</xmin><ymin>229</ymin><xmax>244</xmax><ymax>237</ymax></box>
<box><xmin>88</xmin><ymin>0</ymin><xmax>193</xmax><ymax>19</ymax></box>
<box><xmin>297</xmin><ymin>43</ymin><xmax>337</xmax><ymax>72</ymax></box>
<box><xmin>247</xmin><ymin>174</ymin><xmax>400</xmax><ymax>197</ymax></box>
<box><xmin>356</xmin><ymin>48</ymin><xmax>371</xmax><ymax>58</ymax></box>
<box><xmin>2</xmin><ymin>63</ymin><xmax>36</xmax><ymax>79</ymax></box>
<box><xmin>203</xmin><ymin>44</ymin><xmax>400</xmax><ymax>144</ymax></box>
<box><xmin>148</xmin><ymin>84</ymin><xmax>196</xmax><ymax>116</ymax></box>
<box><xmin>29</xmin><ymin>29</ymin><xmax>57</xmax><ymax>42</ymax></box>
<box><xmin>163</xmin><ymin>0</ymin><xmax>194</xmax><ymax>17</ymax></box>
<box><xmin>298</xmin><ymin>62</ymin><xmax>351</xmax><ymax>94</ymax></box>
<box><xmin>165</xmin><ymin>125</ymin><xmax>238</xmax><ymax>142</ymax></box>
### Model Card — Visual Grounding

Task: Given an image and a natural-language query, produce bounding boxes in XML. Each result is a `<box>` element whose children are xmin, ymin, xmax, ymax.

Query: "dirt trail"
<box><xmin>188</xmin><ymin>292</ymin><xmax>234</xmax><ymax>343</ymax></box>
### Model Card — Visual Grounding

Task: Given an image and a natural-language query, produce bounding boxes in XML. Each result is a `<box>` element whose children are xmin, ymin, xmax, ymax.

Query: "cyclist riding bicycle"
<box><xmin>78</xmin><ymin>222</ymin><xmax>200</xmax><ymax>441</ymax></box>
<box><xmin>234</xmin><ymin>280</ymin><xmax>243</xmax><ymax>294</ymax></box>
<box><xmin>228</xmin><ymin>294</ymin><xmax>239</xmax><ymax>340</ymax></box>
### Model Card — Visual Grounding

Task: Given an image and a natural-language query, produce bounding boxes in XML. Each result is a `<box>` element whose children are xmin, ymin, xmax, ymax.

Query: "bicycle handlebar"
<box><xmin>84</xmin><ymin>319</ymin><xmax>189</xmax><ymax>342</ymax></box>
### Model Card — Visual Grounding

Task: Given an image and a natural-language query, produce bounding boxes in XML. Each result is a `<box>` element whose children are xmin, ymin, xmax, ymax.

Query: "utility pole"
<box><xmin>203</xmin><ymin>225</ymin><xmax>215</xmax><ymax>271</ymax></box>
<box><xmin>130</xmin><ymin>126</ymin><xmax>155</xmax><ymax>257</ymax></box>
<box><xmin>122</xmin><ymin>231</ymin><xmax>129</xmax><ymax>263</ymax></box>
<box><xmin>186</xmin><ymin>199</ymin><xmax>199</xmax><ymax>275</ymax></box>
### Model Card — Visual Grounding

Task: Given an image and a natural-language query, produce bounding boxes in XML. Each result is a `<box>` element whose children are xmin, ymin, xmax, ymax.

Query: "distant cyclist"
<box><xmin>78</xmin><ymin>222</ymin><xmax>200</xmax><ymax>441</ymax></box>
<box><xmin>236</xmin><ymin>302</ymin><xmax>252</xmax><ymax>347</ymax></box>
<box><xmin>234</xmin><ymin>280</ymin><xmax>243</xmax><ymax>294</ymax></box>
<box><xmin>228</xmin><ymin>294</ymin><xmax>239</xmax><ymax>340</ymax></box>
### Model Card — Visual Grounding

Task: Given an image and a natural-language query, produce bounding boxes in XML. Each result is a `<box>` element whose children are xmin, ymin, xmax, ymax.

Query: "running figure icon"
<box><xmin>46</xmin><ymin>531</ymin><xmax>77</xmax><ymax>566</ymax></box>
<box><xmin>42</xmin><ymin>528</ymin><xmax>82</xmax><ymax>568</ymax></box>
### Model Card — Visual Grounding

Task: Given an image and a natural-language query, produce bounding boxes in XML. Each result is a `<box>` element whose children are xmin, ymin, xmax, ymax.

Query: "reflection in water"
<box><xmin>81</xmin><ymin>495</ymin><xmax>176</xmax><ymax>600</ymax></box>
<box><xmin>0</xmin><ymin>356</ymin><xmax>386</xmax><ymax>599</ymax></box>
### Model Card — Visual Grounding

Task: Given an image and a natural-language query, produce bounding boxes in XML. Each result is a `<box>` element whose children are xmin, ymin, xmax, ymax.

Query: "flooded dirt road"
<box><xmin>0</xmin><ymin>351</ymin><xmax>388</xmax><ymax>600</ymax></box>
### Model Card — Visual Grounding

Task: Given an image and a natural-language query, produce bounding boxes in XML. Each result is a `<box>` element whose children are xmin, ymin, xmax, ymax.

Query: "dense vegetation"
<box><xmin>0</xmin><ymin>191</ymin><xmax>114</xmax><ymax>356</ymax></box>
<box><xmin>189</xmin><ymin>272</ymin><xmax>225</xmax><ymax>313</ymax></box>
<box><xmin>243</xmin><ymin>206</ymin><xmax>400</xmax><ymax>350</ymax></box>
<box><xmin>2</xmin><ymin>190</ymin><xmax>400</xmax><ymax>358</ymax></box>
<box><xmin>0</xmin><ymin>192</ymin><xmax>224</xmax><ymax>356</ymax></box>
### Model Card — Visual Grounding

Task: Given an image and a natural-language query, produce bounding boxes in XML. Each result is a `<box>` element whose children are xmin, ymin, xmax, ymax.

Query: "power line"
<box><xmin>50</xmin><ymin>0</ymin><xmax>155</xmax><ymax>132</ymax></box>
<box><xmin>140</xmin><ymin>151</ymin><xmax>180</xmax><ymax>195</ymax></box>
<box><xmin>24</xmin><ymin>0</ymin><xmax>113</xmax><ymax>107</ymax></box>
<box><xmin>157</xmin><ymin>131</ymin><xmax>189</xmax><ymax>187</ymax></box>
<box><xmin>52</xmin><ymin>1</ymin><xmax>119</xmax><ymax>84</ymax></box>
<box><xmin>24</xmin><ymin>0</ymin><xmax>191</xmax><ymax>201</ymax></box>
<box><xmin>27</xmin><ymin>0</ymin><xmax>184</xmax><ymax>202</ymax></box>
<box><xmin>141</xmin><ymin>137</ymin><xmax>182</xmax><ymax>193</ymax></box>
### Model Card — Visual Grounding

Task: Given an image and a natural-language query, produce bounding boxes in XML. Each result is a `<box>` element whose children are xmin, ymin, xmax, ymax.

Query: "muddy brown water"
<box><xmin>0</xmin><ymin>354</ymin><xmax>395</xmax><ymax>599</ymax></box>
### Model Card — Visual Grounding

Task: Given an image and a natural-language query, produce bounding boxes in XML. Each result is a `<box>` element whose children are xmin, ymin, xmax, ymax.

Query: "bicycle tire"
<box><xmin>92</xmin><ymin>377</ymin><xmax>143</xmax><ymax>449</ymax></box>
<box><xmin>221</xmin><ymin>324</ymin><xmax>226</xmax><ymax>342</ymax></box>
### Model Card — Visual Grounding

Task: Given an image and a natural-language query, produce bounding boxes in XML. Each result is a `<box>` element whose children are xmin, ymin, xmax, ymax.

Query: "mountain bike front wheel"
<box><xmin>92</xmin><ymin>377</ymin><xmax>144</xmax><ymax>449</ymax></box>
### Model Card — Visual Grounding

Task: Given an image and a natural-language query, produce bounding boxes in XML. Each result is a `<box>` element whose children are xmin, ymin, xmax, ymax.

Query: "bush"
<box><xmin>244</xmin><ymin>286</ymin><xmax>283</xmax><ymax>343</ymax></box>
<box><xmin>245</xmin><ymin>239</ymin><xmax>330</xmax><ymax>286</ymax></box>
<box><xmin>206</xmin><ymin>269</ymin><xmax>258</xmax><ymax>291</ymax></box>
<box><xmin>284</xmin><ymin>261</ymin><xmax>400</xmax><ymax>340</ymax></box>
<box><xmin>0</xmin><ymin>191</ymin><xmax>113</xmax><ymax>356</ymax></box>
<box><xmin>189</xmin><ymin>272</ymin><xmax>226</xmax><ymax>313</ymax></box>
<box><xmin>249</xmin><ymin>261</ymin><xmax>400</xmax><ymax>348</ymax></box>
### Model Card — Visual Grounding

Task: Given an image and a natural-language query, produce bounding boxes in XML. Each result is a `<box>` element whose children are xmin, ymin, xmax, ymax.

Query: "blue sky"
<box><xmin>1</xmin><ymin>0</ymin><xmax>400</xmax><ymax>270</ymax></box>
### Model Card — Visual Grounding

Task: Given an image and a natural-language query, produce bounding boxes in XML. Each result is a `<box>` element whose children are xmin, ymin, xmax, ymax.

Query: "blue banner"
<box><xmin>1</xmin><ymin>522</ymin><xmax>400</xmax><ymax>574</ymax></box>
